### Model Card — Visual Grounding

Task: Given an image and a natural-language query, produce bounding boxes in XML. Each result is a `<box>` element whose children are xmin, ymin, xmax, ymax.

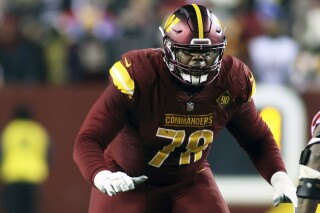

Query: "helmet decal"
<box><xmin>164</xmin><ymin>14</ymin><xmax>180</xmax><ymax>33</ymax></box>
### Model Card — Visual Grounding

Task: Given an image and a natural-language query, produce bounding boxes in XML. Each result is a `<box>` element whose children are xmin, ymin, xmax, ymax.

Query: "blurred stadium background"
<box><xmin>0</xmin><ymin>0</ymin><xmax>320</xmax><ymax>212</ymax></box>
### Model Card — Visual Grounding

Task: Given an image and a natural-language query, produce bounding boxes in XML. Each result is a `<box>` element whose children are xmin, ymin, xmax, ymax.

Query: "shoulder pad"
<box><xmin>110</xmin><ymin>60</ymin><xmax>134</xmax><ymax>98</ymax></box>
<box><xmin>218</xmin><ymin>56</ymin><xmax>256</xmax><ymax>103</ymax></box>
<box><xmin>109</xmin><ymin>49</ymin><xmax>164</xmax><ymax>98</ymax></box>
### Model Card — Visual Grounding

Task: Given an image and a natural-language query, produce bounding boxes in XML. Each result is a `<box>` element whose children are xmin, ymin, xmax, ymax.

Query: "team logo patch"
<box><xmin>216</xmin><ymin>91</ymin><xmax>235</xmax><ymax>109</ymax></box>
<box><xmin>164</xmin><ymin>14</ymin><xmax>180</xmax><ymax>33</ymax></box>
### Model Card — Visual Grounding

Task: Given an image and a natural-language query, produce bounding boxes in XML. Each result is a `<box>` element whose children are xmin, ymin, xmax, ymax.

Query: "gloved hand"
<box><xmin>94</xmin><ymin>170</ymin><xmax>148</xmax><ymax>196</ymax></box>
<box><xmin>271</xmin><ymin>171</ymin><xmax>298</xmax><ymax>208</ymax></box>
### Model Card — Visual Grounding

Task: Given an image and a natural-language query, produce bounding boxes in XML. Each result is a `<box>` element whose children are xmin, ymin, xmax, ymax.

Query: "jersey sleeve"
<box><xmin>227</xmin><ymin>58</ymin><xmax>285</xmax><ymax>182</ymax></box>
<box><xmin>226</xmin><ymin>96</ymin><xmax>286</xmax><ymax>183</ymax></box>
<box><xmin>73</xmin><ymin>79</ymin><xmax>131</xmax><ymax>185</ymax></box>
<box><xmin>218</xmin><ymin>56</ymin><xmax>256</xmax><ymax>104</ymax></box>
<box><xmin>233</xmin><ymin>57</ymin><xmax>256</xmax><ymax>103</ymax></box>
<box><xmin>73</xmin><ymin>49</ymin><xmax>157</xmax><ymax>185</ymax></box>
<box><xmin>109</xmin><ymin>52</ymin><xmax>139</xmax><ymax>100</ymax></box>
<box><xmin>109</xmin><ymin>49</ymin><xmax>158</xmax><ymax>99</ymax></box>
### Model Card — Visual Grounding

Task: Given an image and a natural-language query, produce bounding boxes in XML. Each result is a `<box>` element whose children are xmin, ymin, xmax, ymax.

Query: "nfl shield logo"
<box><xmin>187</xmin><ymin>102</ymin><xmax>194</xmax><ymax>112</ymax></box>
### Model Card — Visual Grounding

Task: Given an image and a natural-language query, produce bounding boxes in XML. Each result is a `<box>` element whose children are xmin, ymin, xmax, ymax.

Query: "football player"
<box><xmin>73</xmin><ymin>4</ymin><xmax>297</xmax><ymax>213</ymax></box>
<box><xmin>296</xmin><ymin>111</ymin><xmax>320</xmax><ymax>213</ymax></box>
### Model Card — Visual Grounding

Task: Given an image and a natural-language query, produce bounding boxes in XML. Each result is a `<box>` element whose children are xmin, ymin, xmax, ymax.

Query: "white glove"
<box><xmin>271</xmin><ymin>171</ymin><xmax>298</xmax><ymax>208</ymax></box>
<box><xmin>94</xmin><ymin>170</ymin><xmax>148</xmax><ymax>196</ymax></box>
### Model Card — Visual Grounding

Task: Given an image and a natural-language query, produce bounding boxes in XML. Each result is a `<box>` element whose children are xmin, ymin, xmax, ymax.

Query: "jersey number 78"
<box><xmin>148</xmin><ymin>128</ymin><xmax>214</xmax><ymax>167</ymax></box>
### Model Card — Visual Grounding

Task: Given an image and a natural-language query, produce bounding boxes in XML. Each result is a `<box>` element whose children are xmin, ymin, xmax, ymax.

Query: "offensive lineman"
<box><xmin>297</xmin><ymin>111</ymin><xmax>320</xmax><ymax>213</ymax></box>
<box><xmin>73</xmin><ymin>4</ymin><xmax>297</xmax><ymax>213</ymax></box>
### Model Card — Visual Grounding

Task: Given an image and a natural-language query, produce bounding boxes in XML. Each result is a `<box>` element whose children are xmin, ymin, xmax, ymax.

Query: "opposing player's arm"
<box><xmin>296</xmin><ymin>124</ymin><xmax>320</xmax><ymax>213</ymax></box>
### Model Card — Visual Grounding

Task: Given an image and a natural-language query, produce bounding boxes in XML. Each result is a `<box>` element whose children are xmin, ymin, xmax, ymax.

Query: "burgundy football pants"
<box><xmin>88</xmin><ymin>165</ymin><xmax>230</xmax><ymax>213</ymax></box>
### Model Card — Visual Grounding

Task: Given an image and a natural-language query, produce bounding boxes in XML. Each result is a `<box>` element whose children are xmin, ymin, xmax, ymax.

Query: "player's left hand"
<box><xmin>271</xmin><ymin>171</ymin><xmax>298</xmax><ymax>208</ymax></box>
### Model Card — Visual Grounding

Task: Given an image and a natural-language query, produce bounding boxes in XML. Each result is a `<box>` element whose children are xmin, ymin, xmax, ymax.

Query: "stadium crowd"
<box><xmin>0</xmin><ymin>0</ymin><xmax>319</xmax><ymax>92</ymax></box>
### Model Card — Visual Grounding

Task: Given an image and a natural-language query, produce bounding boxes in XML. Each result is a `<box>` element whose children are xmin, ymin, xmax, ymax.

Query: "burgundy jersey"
<box><xmin>74</xmin><ymin>48</ymin><xmax>286</xmax><ymax>186</ymax></box>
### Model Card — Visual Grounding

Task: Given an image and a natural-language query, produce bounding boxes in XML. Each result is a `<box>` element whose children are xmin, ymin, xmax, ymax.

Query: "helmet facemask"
<box><xmin>163</xmin><ymin>36</ymin><xmax>225</xmax><ymax>86</ymax></box>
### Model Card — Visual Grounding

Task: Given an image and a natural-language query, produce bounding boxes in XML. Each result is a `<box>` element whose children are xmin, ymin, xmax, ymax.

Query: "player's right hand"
<box><xmin>94</xmin><ymin>170</ymin><xmax>148</xmax><ymax>196</ymax></box>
